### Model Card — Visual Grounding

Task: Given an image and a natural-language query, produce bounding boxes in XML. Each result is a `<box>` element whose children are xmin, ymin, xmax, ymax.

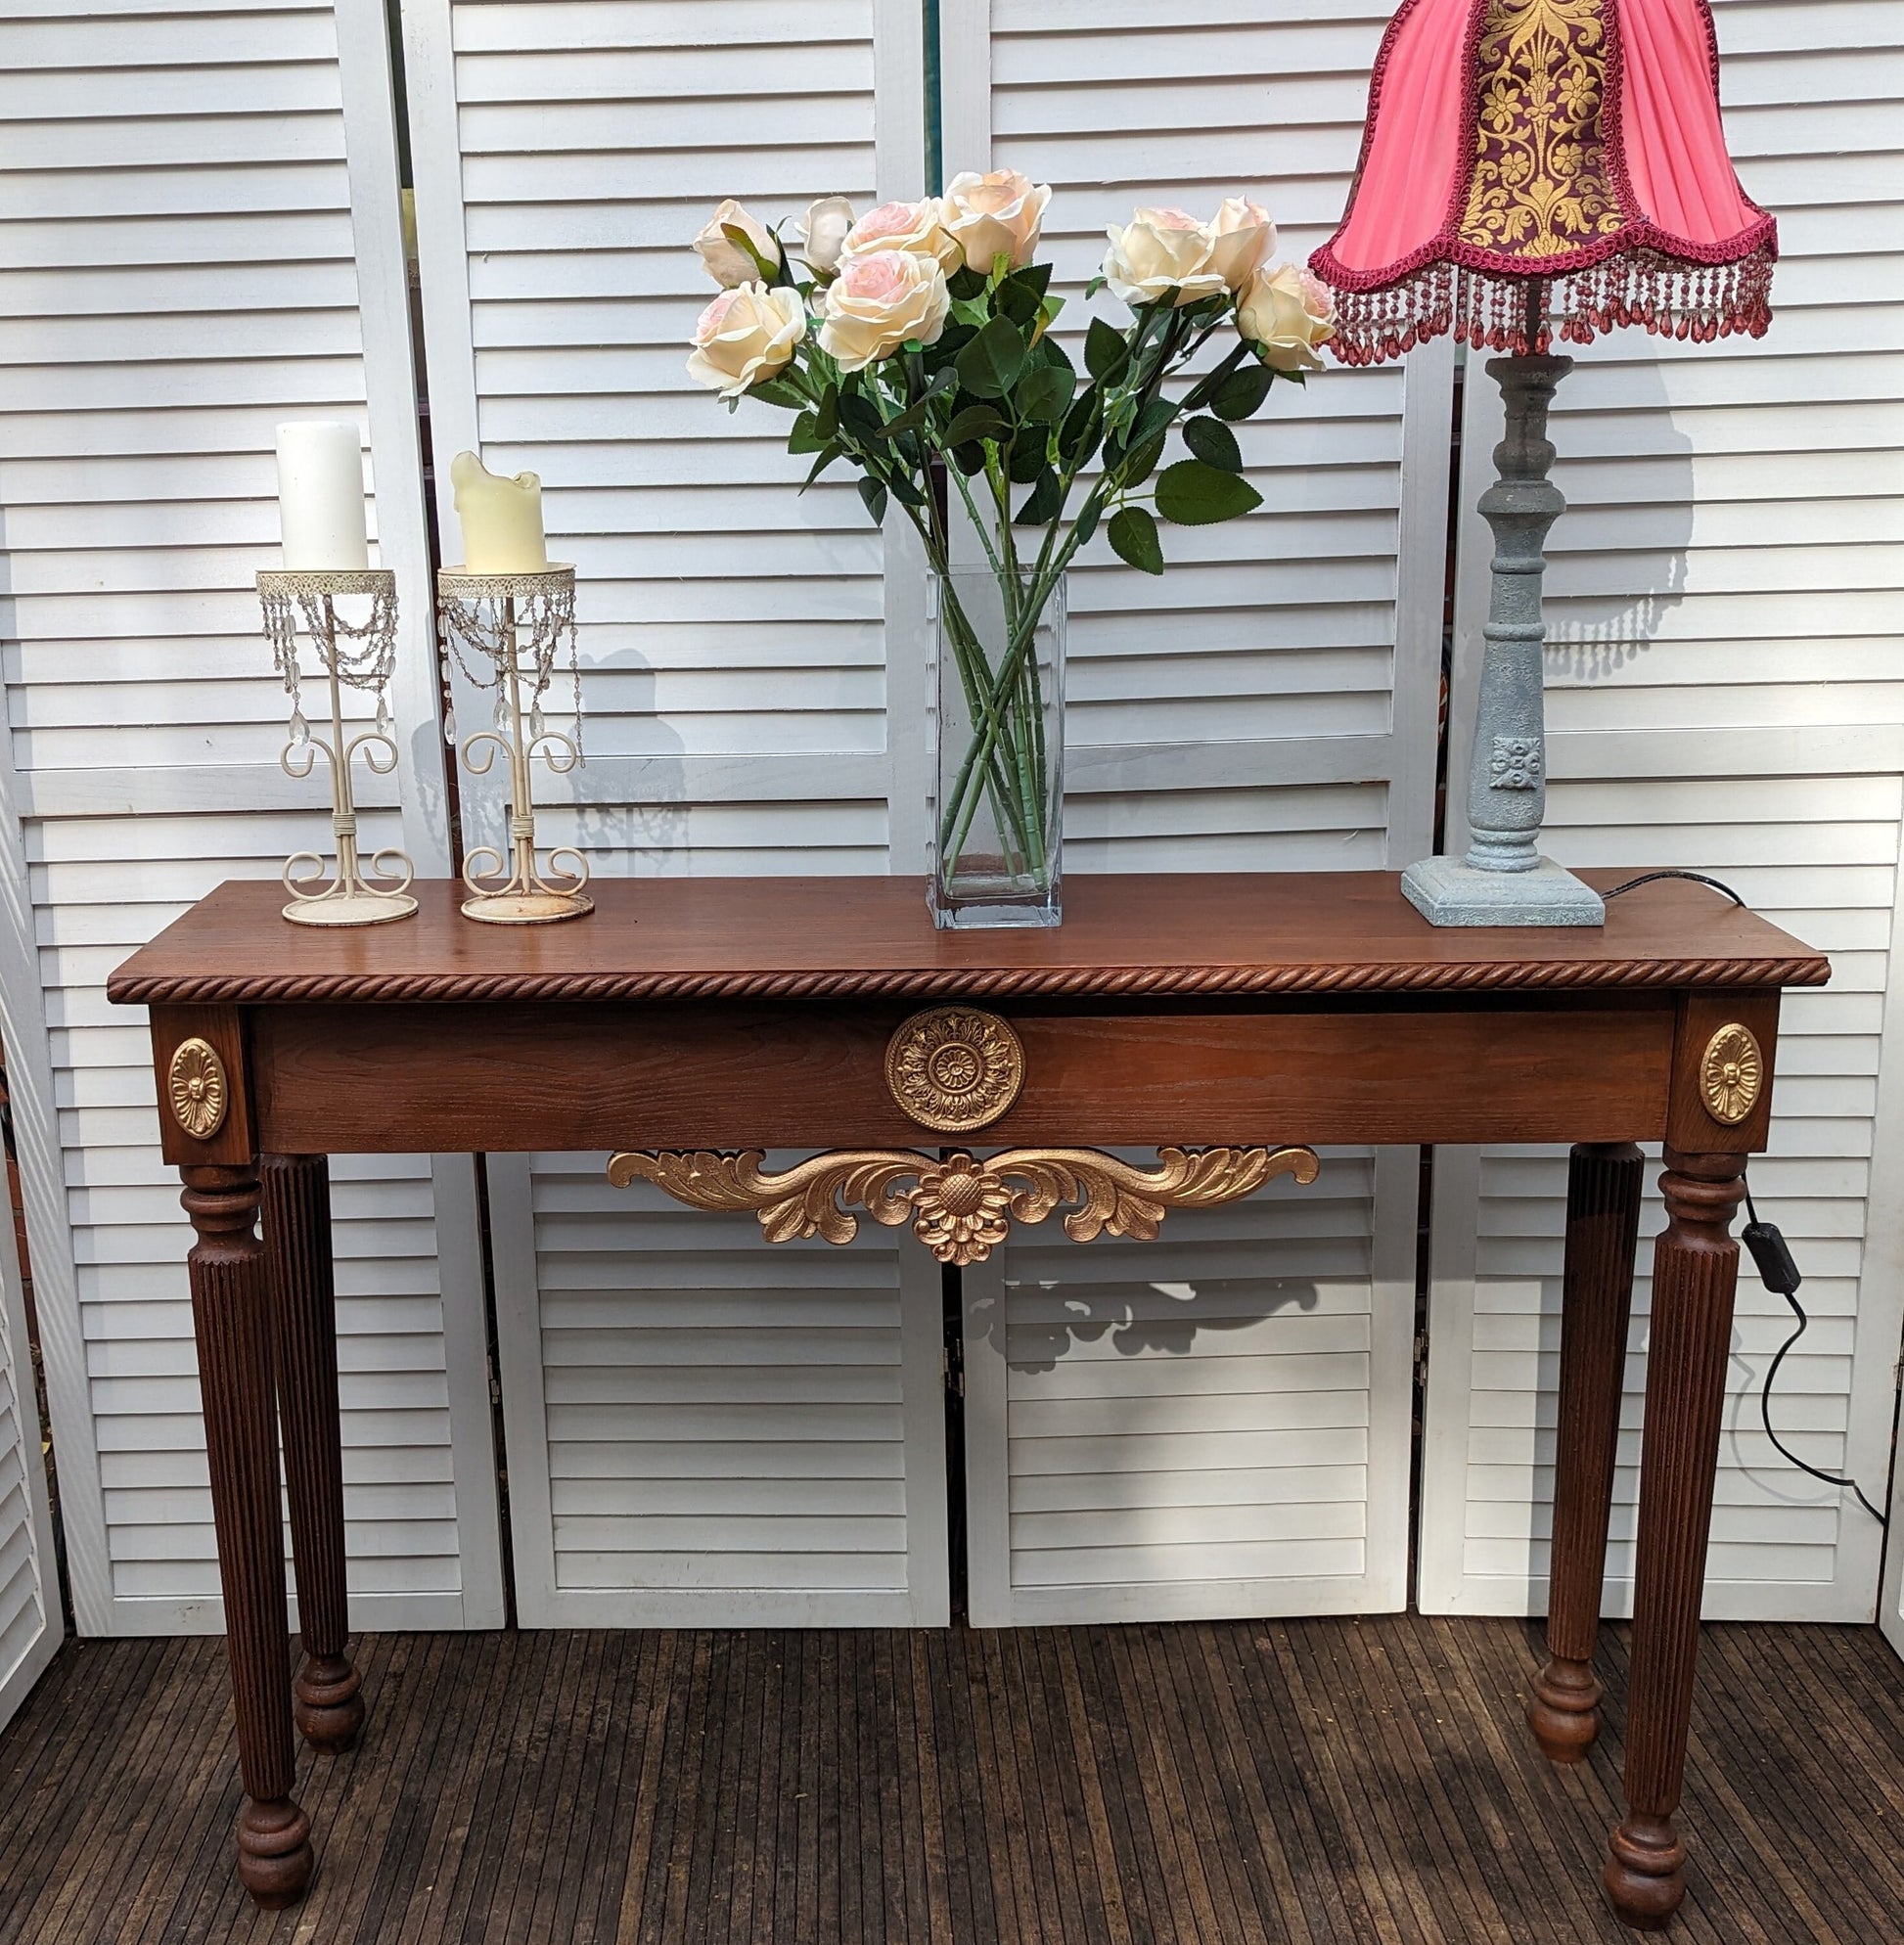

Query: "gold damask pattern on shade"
<box><xmin>1459</xmin><ymin>0</ymin><xmax>1626</xmax><ymax>259</ymax></box>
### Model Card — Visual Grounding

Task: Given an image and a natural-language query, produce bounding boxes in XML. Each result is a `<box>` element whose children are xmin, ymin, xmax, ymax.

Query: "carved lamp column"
<box><xmin>1311</xmin><ymin>0</ymin><xmax>1777</xmax><ymax>926</ymax></box>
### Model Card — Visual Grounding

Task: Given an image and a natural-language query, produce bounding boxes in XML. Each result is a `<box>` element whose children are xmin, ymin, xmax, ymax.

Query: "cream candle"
<box><xmin>275</xmin><ymin>421</ymin><xmax>370</xmax><ymax>570</ymax></box>
<box><xmin>450</xmin><ymin>450</ymin><xmax>550</xmax><ymax>573</ymax></box>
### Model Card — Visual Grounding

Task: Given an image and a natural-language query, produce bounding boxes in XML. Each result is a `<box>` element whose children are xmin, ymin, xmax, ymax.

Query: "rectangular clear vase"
<box><xmin>928</xmin><ymin>567</ymin><xmax>1065</xmax><ymax>929</ymax></box>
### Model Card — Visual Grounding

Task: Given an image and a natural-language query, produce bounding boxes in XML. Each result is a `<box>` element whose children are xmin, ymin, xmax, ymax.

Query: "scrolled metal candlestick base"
<box><xmin>438</xmin><ymin>565</ymin><xmax>592</xmax><ymax>926</ymax></box>
<box><xmin>256</xmin><ymin>569</ymin><xmax>417</xmax><ymax>928</ymax></box>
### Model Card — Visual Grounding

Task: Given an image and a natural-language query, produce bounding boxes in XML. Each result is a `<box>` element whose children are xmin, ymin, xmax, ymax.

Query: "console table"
<box><xmin>107</xmin><ymin>871</ymin><xmax>1829</xmax><ymax>1928</ymax></box>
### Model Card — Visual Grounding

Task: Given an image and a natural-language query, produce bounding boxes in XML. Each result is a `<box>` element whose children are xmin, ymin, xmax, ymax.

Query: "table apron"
<box><xmin>241</xmin><ymin>998</ymin><xmax>1677</xmax><ymax>1153</ymax></box>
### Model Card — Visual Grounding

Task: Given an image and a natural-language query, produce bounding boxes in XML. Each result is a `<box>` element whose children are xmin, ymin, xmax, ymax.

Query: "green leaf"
<box><xmin>1131</xmin><ymin>395</ymin><xmax>1179</xmax><ymax>448</ymax></box>
<box><xmin>1085</xmin><ymin>317</ymin><xmax>1128</xmax><ymax>383</ymax></box>
<box><xmin>945</xmin><ymin>404</ymin><xmax>1007</xmax><ymax>446</ymax></box>
<box><xmin>1010</xmin><ymin>261</ymin><xmax>1054</xmax><ymax>300</ymax></box>
<box><xmin>927</xmin><ymin>320</ymin><xmax>975</xmax><ymax>368</ymax></box>
<box><xmin>799</xmin><ymin>442</ymin><xmax>842</xmax><ymax>490</ymax></box>
<box><xmin>1018</xmin><ymin>363</ymin><xmax>1074</xmax><ymax>425</ymax></box>
<box><xmin>1108</xmin><ymin>505</ymin><xmax>1164</xmax><ymax>575</ymax></box>
<box><xmin>955</xmin><ymin>316</ymin><xmax>1026</xmax><ymax>399</ymax></box>
<box><xmin>879</xmin><ymin>395</ymin><xmax>934</xmax><ymax>437</ymax></box>
<box><xmin>947</xmin><ymin>263</ymin><xmax>987</xmax><ymax>301</ymax></box>
<box><xmin>788</xmin><ymin>412</ymin><xmax>826</xmax><ymax>455</ymax></box>
<box><xmin>858</xmin><ymin>476</ymin><xmax>889</xmax><ymax>525</ymax></box>
<box><xmin>1058</xmin><ymin>392</ymin><xmax>1100</xmax><ymax>468</ymax></box>
<box><xmin>888</xmin><ymin>470</ymin><xmax>927</xmax><ymax>508</ymax></box>
<box><xmin>1211</xmin><ymin>361</ymin><xmax>1275</xmax><ymax>422</ymax></box>
<box><xmin>1154</xmin><ymin>458</ymin><xmax>1264</xmax><ymax>526</ymax></box>
<box><xmin>1016</xmin><ymin>468</ymin><xmax>1064</xmax><ymax>525</ymax></box>
<box><xmin>721</xmin><ymin>222</ymin><xmax>782</xmax><ymax>285</ymax></box>
<box><xmin>997</xmin><ymin>276</ymin><xmax>1043</xmax><ymax>327</ymax></box>
<box><xmin>1008</xmin><ymin>433</ymin><xmax>1047</xmax><ymax>483</ymax></box>
<box><xmin>836</xmin><ymin>390</ymin><xmax>882</xmax><ymax>438</ymax></box>
<box><xmin>951</xmin><ymin>440</ymin><xmax>989</xmax><ymax>476</ymax></box>
<box><xmin>814</xmin><ymin>386</ymin><xmax>839</xmax><ymax>440</ymax></box>
<box><xmin>1084</xmin><ymin>274</ymin><xmax>1108</xmax><ymax>299</ymax></box>
<box><xmin>1074</xmin><ymin>495</ymin><xmax>1104</xmax><ymax>548</ymax></box>
<box><xmin>748</xmin><ymin>378</ymin><xmax>804</xmax><ymax>410</ymax></box>
<box><xmin>1183</xmin><ymin>415</ymin><xmax>1244</xmax><ymax>473</ymax></box>
<box><xmin>1118</xmin><ymin>433</ymin><xmax>1166</xmax><ymax>491</ymax></box>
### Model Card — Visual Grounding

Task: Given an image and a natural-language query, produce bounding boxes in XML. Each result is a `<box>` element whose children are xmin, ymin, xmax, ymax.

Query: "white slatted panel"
<box><xmin>0</xmin><ymin>0</ymin><xmax>502</xmax><ymax>1634</ymax></box>
<box><xmin>951</xmin><ymin>0</ymin><xmax>1435</xmax><ymax>1623</ymax></box>
<box><xmin>0</xmin><ymin>1158</ymin><xmax>60</xmax><ymax>1727</ymax></box>
<box><xmin>1419</xmin><ymin>0</ymin><xmax>1904</xmax><ymax>1622</ymax></box>
<box><xmin>406</xmin><ymin>0</ymin><xmax>951</xmax><ymax>1624</ymax></box>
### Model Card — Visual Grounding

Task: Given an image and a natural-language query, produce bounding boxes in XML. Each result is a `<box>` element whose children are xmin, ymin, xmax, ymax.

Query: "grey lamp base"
<box><xmin>1401</xmin><ymin>853</ymin><xmax>1606</xmax><ymax>927</ymax></box>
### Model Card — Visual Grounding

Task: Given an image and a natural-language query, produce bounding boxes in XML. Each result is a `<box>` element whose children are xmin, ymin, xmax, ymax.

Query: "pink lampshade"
<box><xmin>1310</xmin><ymin>0</ymin><xmax>1776</xmax><ymax>365</ymax></box>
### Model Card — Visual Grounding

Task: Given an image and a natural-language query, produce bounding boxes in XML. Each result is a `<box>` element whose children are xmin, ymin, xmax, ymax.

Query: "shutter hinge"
<box><xmin>1414</xmin><ymin>1330</ymin><xmax>1430</xmax><ymax>1389</ymax></box>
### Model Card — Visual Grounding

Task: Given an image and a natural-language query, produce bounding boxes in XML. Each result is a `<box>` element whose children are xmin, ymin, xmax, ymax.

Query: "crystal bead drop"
<box><xmin>290</xmin><ymin>705</ymin><xmax>309</xmax><ymax>748</ymax></box>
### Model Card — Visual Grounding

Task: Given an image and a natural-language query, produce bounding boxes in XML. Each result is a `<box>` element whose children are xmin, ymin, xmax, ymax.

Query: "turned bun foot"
<box><xmin>1528</xmin><ymin>1653</ymin><xmax>1602</xmax><ymax>1763</ymax></box>
<box><xmin>237</xmin><ymin>1794</ymin><xmax>314</xmax><ymax>1908</ymax></box>
<box><xmin>295</xmin><ymin>1651</ymin><xmax>365</xmax><ymax>1752</ymax></box>
<box><xmin>1604</xmin><ymin>1814</ymin><xmax>1686</xmax><ymax>1930</ymax></box>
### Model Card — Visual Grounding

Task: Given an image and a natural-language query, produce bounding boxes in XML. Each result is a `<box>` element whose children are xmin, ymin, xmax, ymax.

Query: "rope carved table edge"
<box><xmin>607</xmin><ymin>1144</ymin><xmax>1322</xmax><ymax>1267</ymax></box>
<box><xmin>107</xmin><ymin>953</ymin><xmax>1833</xmax><ymax>1009</ymax></box>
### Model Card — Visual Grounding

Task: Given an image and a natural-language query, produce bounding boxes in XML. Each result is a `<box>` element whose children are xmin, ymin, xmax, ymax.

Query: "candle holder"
<box><xmin>257</xmin><ymin>568</ymin><xmax>417</xmax><ymax>927</ymax></box>
<box><xmin>437</xmin><ymin>565</ymin><xmax>591</xmax><ymax>925</ymax></box>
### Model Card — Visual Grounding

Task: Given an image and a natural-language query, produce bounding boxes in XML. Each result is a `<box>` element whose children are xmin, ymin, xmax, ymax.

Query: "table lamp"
<box><xmin>1311</xmin><ymin>0</ymin><xmax>1775</xmax><ymax>926</ymax></box>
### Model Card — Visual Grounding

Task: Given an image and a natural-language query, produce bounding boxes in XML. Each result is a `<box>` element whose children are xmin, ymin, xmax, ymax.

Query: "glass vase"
<box><xmin>929</xmin><ymin>567</ymin><xmax>1065</xmax><ymax>929</ymax></box>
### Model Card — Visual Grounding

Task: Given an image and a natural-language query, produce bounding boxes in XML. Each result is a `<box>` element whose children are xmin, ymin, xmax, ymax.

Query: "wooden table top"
<box><xmin>108</xmin><ymin>871</ymin><xmax>1829</xmax><ymax>1009</ymax></box>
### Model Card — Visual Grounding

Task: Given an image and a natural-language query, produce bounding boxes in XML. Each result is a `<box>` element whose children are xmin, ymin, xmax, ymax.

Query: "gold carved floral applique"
<box><xmin>1459</xmin><ymin>0</ymin><xmax>1626</xmax><ymax>259</ymax></box>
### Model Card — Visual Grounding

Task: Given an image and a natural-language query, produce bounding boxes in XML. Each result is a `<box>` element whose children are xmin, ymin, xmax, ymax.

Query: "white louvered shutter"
<box><xmin>403</xmin><ymin>0</ymin><xmax>952</xmax><ymax>1624</ymax></box>
<box><xmin>942</xmin><ymin>0</ymin><xmax>1447</xmax><ymax>1624</ymax></box>
<box><xmin>0</xmin><ymin>1162</ymin><xmax>60</xmax><ymax>1725</ymax></box>
<box><xmin>0</xmin><ymin>0</ymin><xmax>503</xmax><ymax>1634</ymax></box>
<box><xmin>1417</xmin><ymin>1</ymin><xmax>1904</xmax><ymax>1623</ymax></box>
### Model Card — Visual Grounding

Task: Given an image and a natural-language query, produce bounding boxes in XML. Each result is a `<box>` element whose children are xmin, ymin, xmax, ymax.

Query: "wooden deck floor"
<box><xmin>1</xmin><ymin>1616</ymin><xmax>1900</xmax><ymax>1944</ymax></box>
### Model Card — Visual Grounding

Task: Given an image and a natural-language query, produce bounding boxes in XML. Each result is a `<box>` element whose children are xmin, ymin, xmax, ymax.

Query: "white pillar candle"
<box><xmin>274</xmin><ymin>421</ymin><xmax>370</xmax><ymax>570</ymax></box>
<box><xmin>450</xmin><ymin>450</ymin><xmax>550</xmax><ymax>573</ymax></box>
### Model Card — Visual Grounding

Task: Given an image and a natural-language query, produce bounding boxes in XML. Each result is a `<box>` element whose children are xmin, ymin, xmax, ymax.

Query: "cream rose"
<box><xmin>939</xmin><ymin>169</ymin><xmax>1051</xmax><ymax>273</ymax></box>
<box><xmin>1103</xmin><ymin>207</ymin><xmax>1229</xmax><ymax>308</ymax></box>
<box><xmin>818</xmin><ymin>249</ymin><xmax>950</xmax><ymax>372</ymax></box>
<box><xmin>1206</xmin><ymin>197</ymin><xmax>1277</xmax><ymax>293</ymax></box>
<box><xmin>1237</xmin><ymin>261</ymin><xmax>1337</xmax><ymax>371</ymax></box>
<box><xmin>692</xmin><ymin>199</ymin><xmax>780</xmax><ymax>288</ymax></box>
<box><xmin>795</xmin><ymin>195</ymin><xmax>856</xmax><ymax>275</ymax></box>
<box><xmin>840</xmin><ymin>198</ymin><xmax>962</xmax><ymax>271</ymax></box>
<box><xmin>685</xmin><ymin>284</ymin><xmax>806</xmax><ymax>398</ymax></box>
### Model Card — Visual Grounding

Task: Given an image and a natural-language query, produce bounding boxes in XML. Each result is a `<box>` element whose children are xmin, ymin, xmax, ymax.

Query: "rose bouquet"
<box><xmin>686</xmin><ymin>171</ymin><xmax>1335</xmax><ymax>925</ymax></box>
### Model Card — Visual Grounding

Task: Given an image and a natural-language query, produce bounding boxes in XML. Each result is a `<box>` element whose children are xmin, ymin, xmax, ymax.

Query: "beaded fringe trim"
<box><xmin>1328</xmin><ymin>245</ymin><xmax>1776</xmax><ymax>367</ymax></box>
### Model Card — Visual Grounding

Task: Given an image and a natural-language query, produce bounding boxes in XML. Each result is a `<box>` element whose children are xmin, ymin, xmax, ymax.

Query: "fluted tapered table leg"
<box><xmin>261</xmin><ymin>1153</ymin><xmax>363</xmax><ymax>1753</ymax></box>
<box><xmin>1604</xmin><ymin>1147</ymin><xmax>1745</xmax><ymax>1930</ymax></box>
<box><xmin>182</xmin><ymin>1161</ymin><xmax>313</xmax><ymax>1908</ymax></box>
<box><xmin>1530</xmin><ymin>1141</ymin><xmax>1644</xmax><ymax>1762</ymax></box>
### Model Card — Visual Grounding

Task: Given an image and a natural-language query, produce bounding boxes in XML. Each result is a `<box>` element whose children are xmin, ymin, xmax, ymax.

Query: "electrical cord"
<box><xmin>1743</xmin><ymin>1179</ymin><xmax>1888</xmax><ymax>1527</ymax></box>
<box><xmin>1589</xmin><ymin>867</ymin><xmax>1888</xmax><ymax>1523</ymax></box>
<box><xmin>1602</xmin><ymin>868</ymin><xmax>1746</xmax><ymax>908</ymax></box>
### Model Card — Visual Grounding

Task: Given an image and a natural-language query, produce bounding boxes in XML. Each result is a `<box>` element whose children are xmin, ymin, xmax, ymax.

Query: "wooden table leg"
<box><xmin>1603</xmin><ymin>1147</ymin><xmax>1745</xmax><ymax>1930</ymax></box>
<box><xmin>1529</xmin><ymin>1140</ymin><xmax>1644</xmax><ymax>1761</ymax></box>
<box><xmin>261</xmin><ymin>1153</ymin><xmax>364</xmax><ymax>1752</ymax></box>
<box><xmin>182</xmin><ymin>1161</ymin><xmax>314</xmax><ymax>1908</ymax></box>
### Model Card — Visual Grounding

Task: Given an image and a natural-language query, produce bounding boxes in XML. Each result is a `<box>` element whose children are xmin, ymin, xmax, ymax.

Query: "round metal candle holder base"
<box><xmin>460</xmin><ymin>889</ymin><xmax>594</xmax><ymax>926</ymax></box>
<box><xmin>282</xmin><ymin>889</ymin><xmax>419</xmax><ymax>928</ymax></box>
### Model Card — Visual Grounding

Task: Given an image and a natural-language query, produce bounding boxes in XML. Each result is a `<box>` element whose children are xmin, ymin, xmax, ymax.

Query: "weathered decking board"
<box><xmin>1</xmin><ymin>1617</ymin><xmax>1899</xmax><ymax>1944</ymax></box>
